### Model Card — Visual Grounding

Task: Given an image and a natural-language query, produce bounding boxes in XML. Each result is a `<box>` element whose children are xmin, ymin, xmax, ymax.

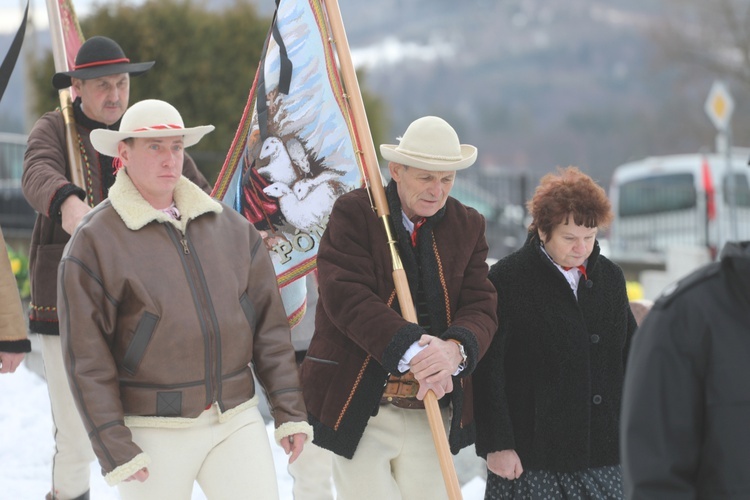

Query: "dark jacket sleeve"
<box><xmin>474</xmin><ymin>265</ymin><xmax>515</xmax><ymax>457</ymax></box>
<box><xmin>444</xmin><ymin>214</ymin><xmax>497</xmax><ymax>374</ymax></box>
<box><xmin>621</xmin><ymin>303</ymin><xmax>704</xmax><ymax>499</ymax></box>
<box><xmin>317</xmin><ymin>194</ymin><xmax>423</xmax><ymax>369</ymax></box>
<box><xmin>22</xmin><ymin>112</ymin><xmax>83</xmax><ymax>220</ymax></box>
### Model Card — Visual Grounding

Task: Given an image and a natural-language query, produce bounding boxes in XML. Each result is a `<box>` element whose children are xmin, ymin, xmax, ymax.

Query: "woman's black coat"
<box><xmin>474</xmin><ymin>233</ymin><xmax>636</xmax><ymax>472</ymax></box>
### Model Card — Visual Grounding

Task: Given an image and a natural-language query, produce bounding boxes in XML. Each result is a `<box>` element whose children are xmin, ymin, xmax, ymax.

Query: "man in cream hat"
<box><xmin>22</xmin><ymin>36</ymin><xmax>210</xmax><ymax>500</ymax></box>
<box><xmin>57</xmin><ymin>99</ymin><xmax>312</xmax><ymax>499</ymax></box>
<box><xmin>300</xmin><ymin>116</ymin><xmax>497</xmax><ymax>499</ymax></box>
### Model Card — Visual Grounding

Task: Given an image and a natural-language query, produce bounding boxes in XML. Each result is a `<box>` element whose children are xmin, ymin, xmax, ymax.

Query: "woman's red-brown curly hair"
<box><xmin>527</xmin><ymin>166</ymin><xmax>613</xmax><ymax>241</ymax></box>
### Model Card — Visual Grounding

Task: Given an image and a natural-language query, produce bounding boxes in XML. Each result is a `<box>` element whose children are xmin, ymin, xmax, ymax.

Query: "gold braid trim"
<box><xmin>433</xmin><ymin>237</ymin><xmax>468</xmax><ymax>429</ymax></box>
<box><xmin>334</xmin><ymin>289</ymin><xmax>397</xmax><ymax>430</ymax></box>
<box><xmin>76</xmin><ymin>134</ymin><xmax>95</xmax><ymax>207</ymax></box>
<box><xmin>30</xmin><ymin>304</ymin><xmax>57</xmax><ymax>312</ymax></box>
<box><xmin>432</xmin><ymin>237</ymin><xmax>452</xmax><ymax>325</ymax></box>
<box><xmin>386</xmin><ymin>288</ymin><xmax>397</xmax><ymax>308</ymax></box>
<box><xmin>335</xmin><ymin>354</ymin><xmax>371</xmax><ymax>430</ymax></box>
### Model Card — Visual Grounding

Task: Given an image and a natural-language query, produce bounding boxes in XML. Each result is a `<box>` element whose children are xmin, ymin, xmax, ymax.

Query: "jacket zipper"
<box><xmin>166</xmin><ymin>225</ymin><xmax>221</xmax><ymax>408</ymax></box>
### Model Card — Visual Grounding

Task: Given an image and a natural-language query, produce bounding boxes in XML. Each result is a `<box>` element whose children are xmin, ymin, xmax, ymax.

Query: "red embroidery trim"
<box><xmin>132</xmin><ymin>124</ymin><xmax>183</xmax><ymax>132</ymax></box>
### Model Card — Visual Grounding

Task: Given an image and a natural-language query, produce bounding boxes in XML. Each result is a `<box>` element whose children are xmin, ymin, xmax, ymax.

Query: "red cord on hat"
<box><xmin>74</xmin><ymin>57</ymin><xmax>130</xmax><ymax>70</ymax></box>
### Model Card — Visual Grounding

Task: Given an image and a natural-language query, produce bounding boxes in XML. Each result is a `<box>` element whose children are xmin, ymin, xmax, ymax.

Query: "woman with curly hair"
<box><xmin>474</xmin><ymin>166</ymin><xmax>636</xmax><ymax>499</ymax></box>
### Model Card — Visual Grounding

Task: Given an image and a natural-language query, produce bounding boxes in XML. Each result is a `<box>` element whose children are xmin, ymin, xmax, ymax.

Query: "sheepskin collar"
<box><xmin>108</xmin><ymin>171</ymin><xmax>222</xmax><ymax>233</ymax></box>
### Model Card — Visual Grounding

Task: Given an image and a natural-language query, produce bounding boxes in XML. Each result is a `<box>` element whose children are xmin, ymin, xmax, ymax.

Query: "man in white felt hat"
<box><xmin>300</xmin><ymin>116</ymin><xmax>498</xmax><ymax>499</ymax></box>
<box><xmin>22</xmin><ymin>36</ymin><xmax>210</xmax><ymax>500</ymax></box>
<box><xmin>57</xmin><ymin>99</ymin><xmax>312</xmax><ymax>499</ymax></box>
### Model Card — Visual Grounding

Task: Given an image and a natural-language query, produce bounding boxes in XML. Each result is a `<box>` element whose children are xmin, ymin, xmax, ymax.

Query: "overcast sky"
<box><xmin>0</xmin><ymin>0</ymin><xmax>147</xmax><ymax>34</ymax></box>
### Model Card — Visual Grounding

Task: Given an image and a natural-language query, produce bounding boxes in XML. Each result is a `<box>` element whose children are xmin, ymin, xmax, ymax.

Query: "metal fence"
<box><xmin>0</xmin><ymin>133</ymin><xmax>35</xmax><ymax>234</ymax></box>
<box><xmin>451</xmin><ymin>168</ymin><xmax>530</xmax><ymax>260</ymax></box>
<box><xmin>0</xmin><ymin>133</ymin><xmax>25</xmax><ymax>180</ymax></box>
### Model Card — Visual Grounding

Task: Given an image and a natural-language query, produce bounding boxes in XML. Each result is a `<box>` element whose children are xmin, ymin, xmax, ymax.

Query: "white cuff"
<box><xmin>397</xmin><ymin>341</ymin><xmax>426</xmax><ymax>373</ymax></box>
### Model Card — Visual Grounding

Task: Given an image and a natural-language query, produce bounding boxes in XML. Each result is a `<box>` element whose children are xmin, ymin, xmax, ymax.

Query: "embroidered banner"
<box><xmin>57</xmin><ymin>0</ymin><xmax>84</xmax><ymax>71</ymax></box>
<box><xmin>213</xmin><ymin>0</ymin><xmax>365</xmax><ymax>327</ymax></box>
<box><xmin>45</xmin><ymin>0</ymin><xmax>85</xmax><ymax>95</ymax></box>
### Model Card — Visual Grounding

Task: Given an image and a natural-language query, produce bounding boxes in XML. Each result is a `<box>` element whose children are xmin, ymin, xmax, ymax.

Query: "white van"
<box><xmin>608</xmin><ymin>151</ymin><xmax>750</xmax><ymax>262</ymax></box>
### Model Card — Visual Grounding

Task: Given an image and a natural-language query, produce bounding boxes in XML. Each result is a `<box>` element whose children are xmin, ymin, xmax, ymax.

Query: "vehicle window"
<box><xmin>618</xmin><ymin>173</ymin><xmax>696</xmax><ymax>217</ymax></box>
<box><xmin>723</xmin><ymin>173</ymin><xmax>750</xmax><ymax>207</ymax></box>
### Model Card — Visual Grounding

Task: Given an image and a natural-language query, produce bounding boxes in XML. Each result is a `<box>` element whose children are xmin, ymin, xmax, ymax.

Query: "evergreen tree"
<box><xmin>31</xmin><ymin>0</ymin><xmax>387</xmax><ymax>183</ymax></box>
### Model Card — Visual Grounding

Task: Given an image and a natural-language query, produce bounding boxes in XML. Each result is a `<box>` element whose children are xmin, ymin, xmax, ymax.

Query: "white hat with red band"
<box><xmin>379</xmin><ymin>115</ymin><xmax>477</xmax><ymax>171</ymax></box>
<box><xmin>90</xmin><ymin>99</ymin><xmax>214</xmax><ymax>157</ymax></box>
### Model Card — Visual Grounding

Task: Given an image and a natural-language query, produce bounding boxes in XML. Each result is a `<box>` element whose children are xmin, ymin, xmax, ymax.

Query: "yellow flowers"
<box><xmin>626</xmin><ymin>281</ymin><xmax>644</xmax><ymax>301</ymax></box>
<box><xmin>6</xmin><ymin>247</ymin><xmax>30</xmax><ymax>300</ymax></box>
<box><xmin>10</xmin><ymin>256</ymin><xmax>22</xmax><ymax>276</ymax></box>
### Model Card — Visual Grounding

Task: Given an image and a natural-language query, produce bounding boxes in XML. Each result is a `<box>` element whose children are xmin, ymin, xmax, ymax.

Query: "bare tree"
<box><xmin>653</xmin><ymin>0</ymin><xmax>750</xmax><ymax>88</ymax></box>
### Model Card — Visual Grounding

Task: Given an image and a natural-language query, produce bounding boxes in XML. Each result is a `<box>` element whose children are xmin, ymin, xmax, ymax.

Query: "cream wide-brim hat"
<box><xmin>90</xmin><ymin>99</ymin><xmax>215</xmax><ymax>157</ymax></box>
<box><xmin>380</xmin><ymin>116</ymin><xmax>477</xmax><ymax>171</ymax></box>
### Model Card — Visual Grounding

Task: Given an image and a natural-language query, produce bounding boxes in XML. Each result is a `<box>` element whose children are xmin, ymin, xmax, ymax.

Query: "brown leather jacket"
<box><xmin>0</xmin><ymin>229</ymin><xmax>28</xmax><ymax>352</ymax></box>
<box><xmin>58</xmin><ymin>173</ymin><xmax>309</xmax><ymax>484</ymax></box>
<box><xmin>22</xmin><ymin>103</ymin><xmax>210</xmax><ymax>335</ymax></box>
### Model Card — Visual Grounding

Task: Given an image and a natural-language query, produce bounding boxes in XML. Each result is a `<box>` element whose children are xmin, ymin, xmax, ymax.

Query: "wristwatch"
<box><xmin>450</xmin><ymin>339</ymin><xmax>468</xmax><ymax>369</ymax></box>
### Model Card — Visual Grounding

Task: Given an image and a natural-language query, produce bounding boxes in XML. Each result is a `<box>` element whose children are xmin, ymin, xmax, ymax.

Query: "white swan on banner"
<box><xmin>257</xmin><ymin>136</ymin><xmax>298</xmax><ymax>185</ymax></box>
<box><xmin>263</xmin><ymin>181</ymin><xmax>336</xmax><ymax>233</ymax></box>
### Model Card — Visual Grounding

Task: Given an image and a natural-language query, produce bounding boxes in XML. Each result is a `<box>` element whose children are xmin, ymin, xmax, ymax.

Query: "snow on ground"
<box><xmin>0</xmin><ymin>362</ymin><xmax>293</xmax><ymax>499</ymax></box>
<box><xmin>1</xmin><ymin>361</ymin><xmax>485</xmax><ymax>499</ymax></box>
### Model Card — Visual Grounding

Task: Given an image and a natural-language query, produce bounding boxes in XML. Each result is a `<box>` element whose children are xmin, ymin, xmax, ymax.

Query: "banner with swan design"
<box><xmin>212</xmin><ymin>0</ymin><xmax>365</xmax><ymax>327</ymax></box>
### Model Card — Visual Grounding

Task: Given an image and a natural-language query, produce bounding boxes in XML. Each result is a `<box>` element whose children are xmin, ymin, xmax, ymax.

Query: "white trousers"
<box><xmin>288</xmin><ymin>440</ymin><xmax>335</xmax><ymax>500</ymax></box>
<box><xmin>118</xmin><ymin>404</ymin><xmax>279</xmax><ymax>500</ymax></box>
<box><xmin>40</xmin><ymin>334</ymin><xmax>96</xmax><ymax>500</ymax></box>
<box><xmin>332</xmin><ymin>404</ymin><xmax>450</xmax><ymax>500</ymax></box>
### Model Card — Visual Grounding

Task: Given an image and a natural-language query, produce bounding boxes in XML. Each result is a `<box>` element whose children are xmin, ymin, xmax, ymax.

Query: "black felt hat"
<box><xmin>52</xmin><ymin>36</ymin><xmax>155</xmax><ymax>89</ymax></box>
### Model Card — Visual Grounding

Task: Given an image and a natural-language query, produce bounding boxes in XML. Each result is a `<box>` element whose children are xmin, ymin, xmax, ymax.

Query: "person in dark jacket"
<box><xmin>621</xmin><ymin>240</ymin><xmax>750</xmax><ymax>499</ymax></box>
<box><xmin>474</xmin><ymin>166</ymin><xmax>637</xmax><ymax>499</ymax></box>
<box><xmin>21</xmin><ymin>36</ymin><xmax>210</xmax><ymax>500</ymax></box>
<box><xmin>300</xmin><ymin>116</ymin><xmax>497</xmax><ymax>500</ymax></box>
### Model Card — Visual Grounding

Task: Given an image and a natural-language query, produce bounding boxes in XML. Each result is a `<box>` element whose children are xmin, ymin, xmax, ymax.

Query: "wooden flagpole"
<box><xmin>321</xmin><ymin>0</ymin><xmax>462</xmax><ymax>498</ymax></box>
<box><xmin>45</xmin><ymin>0</ymin><xmax>86</xmax><ymax>189</ymax></box>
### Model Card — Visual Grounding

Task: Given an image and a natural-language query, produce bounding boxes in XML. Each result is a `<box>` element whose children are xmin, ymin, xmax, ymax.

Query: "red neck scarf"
<box><xmin>562</xmin><ymin>265</ymin><xmax>587</xmax><ymax>280</ymax></box>
<box><xmin>410</xmin><ymin>218</ymin><xmax>427</xmax><ymax>247</ymax></box>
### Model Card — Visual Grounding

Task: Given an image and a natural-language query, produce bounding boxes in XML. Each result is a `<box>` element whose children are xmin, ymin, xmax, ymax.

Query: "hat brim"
<box><xmin>90</xmin><ymin>125</ymin><xmax>215</xmax><ymax>158</ymax></box>
<box><xmin>52</xmin><ymin>61</ymin><xmax>155</xmax><ymax>89</ymax></box>
<box><xmin>380</xmin><ymin>144</ymin><xmax>477</xmax><ymax>171</ymax></box>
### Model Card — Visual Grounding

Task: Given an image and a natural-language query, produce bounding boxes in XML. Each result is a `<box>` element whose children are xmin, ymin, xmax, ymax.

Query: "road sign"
<box><xmin>704</xmin><ymin>80</ymin><xmax>734</xmax><ymax>131</ymax></box>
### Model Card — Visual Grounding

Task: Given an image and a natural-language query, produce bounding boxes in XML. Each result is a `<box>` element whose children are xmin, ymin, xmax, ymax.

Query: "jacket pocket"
<box><xmin>239</xmin><ymin>292</ymin><xmax>256</xmax><ymax>331</ymax></box>
<box><xmin>122</xmin><ymin>312</ymin><xmax>159</xmax><ymax>375</ymax></box>
<box><xmin>31</xmin><ymin>243</ymin><xmax>65</xmax><ymax>305</ymax></box>
<box><xmin>304</xmin><ymin>356</ymin><xmax>339</xmax><ymax>366</ymax></box>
